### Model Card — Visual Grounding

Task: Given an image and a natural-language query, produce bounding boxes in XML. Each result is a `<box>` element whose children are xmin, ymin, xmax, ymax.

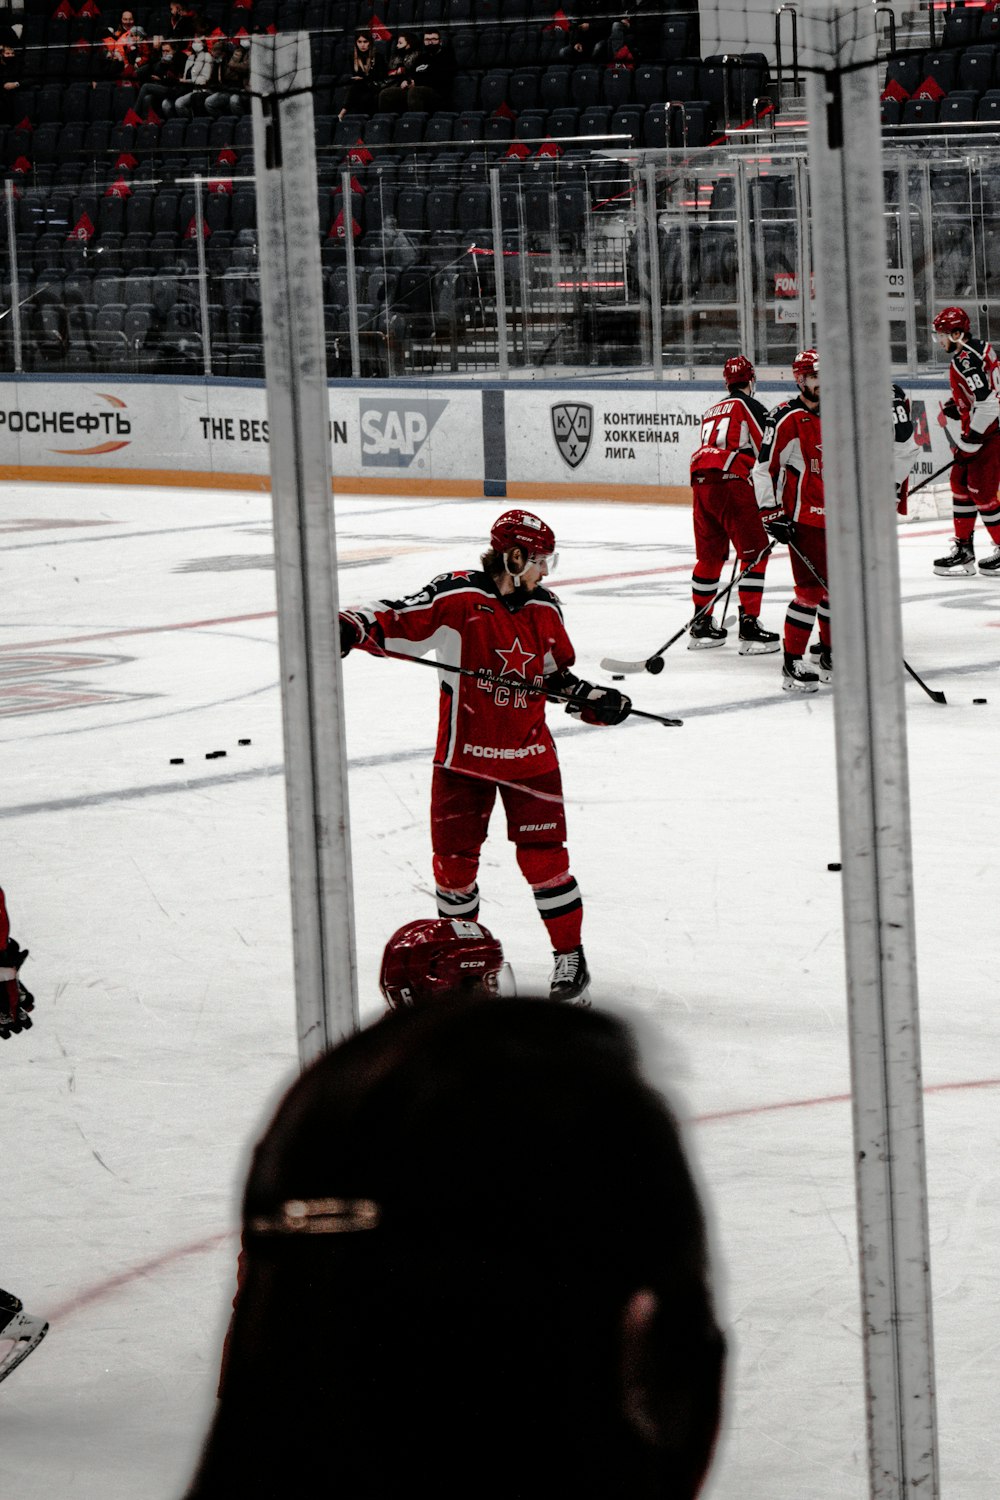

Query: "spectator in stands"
<box><xmin>591</xmin><ymin>15</ymin><xmax>641</xmax><ymax>67</ymax></box>
<box><xmin>185</xmin><ymin>999</ymin><xmax>726</xmax><ymax>1500</ymax></box>
<box><xmin>372</xmin><ymin>212</ymin><xmax>419</xmax><ymax>270</ymax></box>
<box><xmin>135</xmin><ymin>38</ymin><xmax>184</xmax><ymax>117</ymax></box>
<box><xmin>174</xmin><ymin>32</ymin><xmax>221</xmax><ymax>118</ymax></box>
<box><xmin>405</xmin><ymin>29</ymin><xmax>454</xmax><ymax>112</ymax></box>
<box><xmin>337</xmin><ymin>28</ymin><xmax>385</xmax><ymax>120</ymax></box>
<box><xmin>161</xmin><ymin>1</ymin><xmax>195</xmax><ymax>41</ymax></box>
<box><xmin>205</xmin><ymin>44</ymin><xmax>250</xmax><ymax>118</ymax></box>
<box><xmin>0</xmin><ymin>41</ymin><xmax>24</xmax><ymax>126</ymax></box>
<box><xmin>103</xmin><ymin>10</ymin><xmax>150</xmax><ymax>79</ymax></box>
<box><xmin>557</xmin><ymin>17</ymin><xmax>595</xmax><ymax>62</ymax></box>
<box><xmin>377</xmin><ymin>31</ymin><xmax>418</xmax><ymax>114</ymax></box>
<box><xmin>619</xmin><ymin>0</ymin><xmax>660</xmax><ymax>56</ymax></box>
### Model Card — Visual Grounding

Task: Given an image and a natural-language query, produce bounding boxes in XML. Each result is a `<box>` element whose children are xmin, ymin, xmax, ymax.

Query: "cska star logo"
<box><xmin>551</xmin><ymin>402</ymin><xmax>593</xmax><ymax>469</ymax></box>
<box><xmin>494</xmin><ymin>638</ymin><xmax>535</xmax><ymax>678</ymax></box>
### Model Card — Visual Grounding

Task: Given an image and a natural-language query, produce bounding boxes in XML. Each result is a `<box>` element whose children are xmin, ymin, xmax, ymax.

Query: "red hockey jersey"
<box><xmin>345</xmin><ymin>571</ymin><xmax>576</xmax><ymax>777</ymax></box>
<box><xmin>752</xmin><ymin>396</ymin><xmax>825</xmax><ymax>528</ymax></box>
<box><xmin>948</xmin><ymin>335</ymin><xmax>1000</xmax><ymax>449</ymax></box>
<box><xmin>690</xmin><ymin>391</ymin><xmax>769</xmax><ymax>482</ymax></box>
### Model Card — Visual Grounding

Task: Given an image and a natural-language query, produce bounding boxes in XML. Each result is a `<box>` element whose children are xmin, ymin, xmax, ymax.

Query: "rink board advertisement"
<box><xmin>0</xmin><ymin>377</ymin><xmax>955</xmax><ymax>505</ymax></box>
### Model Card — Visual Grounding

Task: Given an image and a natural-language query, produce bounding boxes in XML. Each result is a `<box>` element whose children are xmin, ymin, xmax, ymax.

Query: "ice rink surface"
<box><xmin>2</xmin><ymin>480</ymin><xmax>999</xmax><ymax>1498</ymax></box>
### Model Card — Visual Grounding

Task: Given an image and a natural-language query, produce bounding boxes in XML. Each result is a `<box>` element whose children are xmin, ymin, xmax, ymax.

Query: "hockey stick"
<box><xmin>370</xmin><ymin>646</ymin><xmax>684</xmax><ymax>726</ymax></box>
<box><xmin>786</xmin><ymin>538</ymin><xmax>947</xmax><ymax>705</ymax></box>
<box><xmin>714</xmin><ymin>553</ymin><xmax>741</xmax><ymax>629</ymax></box>
<box><xmin>905</xmin><ymin>457</ymin><xmax>957</xmax><ymax>500</ymax></box>
<box><xmin>600</xmin><ymin>543</ymin><xmax>774</xmax><ymax>677</ymax></box>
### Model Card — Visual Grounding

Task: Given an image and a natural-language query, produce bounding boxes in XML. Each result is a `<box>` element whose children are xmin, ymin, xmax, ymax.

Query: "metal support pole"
<box><xmin>251</xmin><ymin>32</ymin><xmax>359</xmax><ymax>1064</ymax></box>
<box><xmin>805</xmin><ymin>9</ymin><xmax>939</xmax><ymax>1497</ymax></box>
<box><xmin>516</xmin><ymin>183</ymin><xmax>532</xmax><ymax>369</ymax></box>
<box><xmin>734</xmin><ymin>158</ymin><xmax>755</xmax><ymax>363</ymax></box>
<box><xmin>341</xmin><ymin>167</ymin><xmax>361</xmax><ymax>378</ymax></box>
<box><xmin>192</xmin><ymin>176</ymin><xmax>213</xmax><ymax>377</ymax></box>
<box><xmin>793</xmin><ymin>155</ymin><xmax>812</xmax><ymax>348</ymax></box>
<box><xmin>489</xmin><ymin>166</ymin><xmax>509</xmax><ymax>375</ymax></box>
<box><xmin>5</xmin><ymin>181</ymin><xmax>23</xmax><ymax>373</ymax></box>
<box><xmin>896</xmin><ymin>151</ymin><xmax>918</xmax><ymax>375</ymax></box>
<box><xmin>643</xmin><ymin>163</ymin><xmax>664</xmax><ymax>378</ymax></box>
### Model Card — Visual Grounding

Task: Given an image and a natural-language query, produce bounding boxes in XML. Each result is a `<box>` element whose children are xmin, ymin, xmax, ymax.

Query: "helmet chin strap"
<box><xmin>505</xmin><ymin>552</ymin><xmax>531</xmax><ymax>584</ymax></box>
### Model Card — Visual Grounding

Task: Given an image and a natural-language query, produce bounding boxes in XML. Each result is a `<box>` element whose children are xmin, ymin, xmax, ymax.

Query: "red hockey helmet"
<box><xmin>489</xmin><ymin>509</ymin><xmax>556</xmax><ymax>564</ymax></box>
<box><xmin>379</xmin><ymin>918</ymin><xmax>505</xmax><ymax>1010</ymax></box>
<box><xmin>932</xmin><ymin>305</ymin><xmax>970</xmax><ymax>337</ymax></box>
<box><xmin>723</xmin><ymin>354</ymin><xmax>755</xmax><ymax>388</ymax></box>
<box><xmin>792</xmin><ymin>347</ymin><xmax>819</xmax><ymax>383</ymax></box>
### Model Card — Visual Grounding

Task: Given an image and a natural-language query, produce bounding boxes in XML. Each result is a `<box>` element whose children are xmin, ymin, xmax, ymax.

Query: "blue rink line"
<box><xmin>0</xmin><ymin>692</ymin><xmax>818</xmax><ymax>822</ymax></box>
<box><xmin>4</xmin><ymin>659</ymin><xmax>989</xmax><ymax>823</ymax></box>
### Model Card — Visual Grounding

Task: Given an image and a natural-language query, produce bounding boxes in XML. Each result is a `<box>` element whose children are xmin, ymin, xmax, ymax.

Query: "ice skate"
<box><xmin>933</xmin><ymin>538</ymin><xmax>975</xmax><ymax>576</ymax></box>
<box><xmin>0</xmin><ymin>1289</ymin><xmax>48</xmax><ymax>1384</ymax></box>
<box><xmin>687</xmin><ymin>615</ymin><xmax>727</xmax><ymax>650</ymax></box>
<box><xmin>817</xmin><ymin>646</ymin><xmax>833</xmax><ymax>682</ymax></box>
<box><xmin>977</xmin><ymin>545</ymin><xmax>1000</xmax><ymax>577</ymax></box>
<box><xmin>737</xmin><ymin>610</ymin><xmax>780</xmax><ymax>656</ymax></box>
<box><xmin>549</xmin><ymin>946</ymin><xmax>591</xmax><ymax>1005</ymax></box>
<box><xmin>781</xmin><ymin>654</ymin><xmax>820</xmax><ymax>693</ymax></box>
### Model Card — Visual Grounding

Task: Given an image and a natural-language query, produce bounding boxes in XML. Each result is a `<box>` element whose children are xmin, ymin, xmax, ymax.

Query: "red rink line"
<box><xmin>0</xmin><ymin>568</ymin><xmax>688</xmax><ymax>655</ymax></box>
<box><xmin>693</xmin><ymin>1073</ymin><xmax>1000</xmax><ymax>1125</ymax></box>
<box><xmin>44</xmin><ymin>1230</ymin><xmax>235</xmax><ymax>1326</ymax></box>
<box><xmin>41</xmin><ymin>1074</ymin><xmax>1000</xmax><ymax>1330</ymax></box>
<box><xmin>0</xmin><ymin>526</ymin><xmax>953</xmax><ymax>657</ymax></box>
<box><xmin>0</xmin><ymin>611</ymin><xmax>279</xmax><ymax>655</ymax></box>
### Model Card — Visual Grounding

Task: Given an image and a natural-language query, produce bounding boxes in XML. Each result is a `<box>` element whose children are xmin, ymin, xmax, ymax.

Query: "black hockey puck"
<box><xmin>973</xmin><ymin>698</ymin><xmax>987</xmax><ymax>704</ymax></box>
<box><xmin>206</xmin><ymin>750</ymin><xmax>227</xmax><ymax>759</ymax></box>
<box><xmin>827</xmin><ymin>862</ymin><xmax>842</xmax><ymax>872</ymax></box>
<box><xmin>646</xmin><ymin>656</ymin><xmax>665</xmax><ymax>676</ymax></box>
<box><xmin>170</xmin><ymin>757</ymin><xmax>184</xmax><ymax>765</ymax></box>
<box><xmin>238</xmin><ymin>738</ymin><xmax>251</xmax><ymax>745</ymax></box>
<box><xmin>611</xmin><ymin>674</ymin><xmax>625</xmax><ymax>681</ymax></box>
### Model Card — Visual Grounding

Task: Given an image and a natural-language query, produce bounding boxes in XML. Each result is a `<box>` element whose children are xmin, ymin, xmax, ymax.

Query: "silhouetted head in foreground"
<box><xmin>187</xmin><ymin>1000</ymin><xmax>725</xmax><ymax>1500</ymax></box>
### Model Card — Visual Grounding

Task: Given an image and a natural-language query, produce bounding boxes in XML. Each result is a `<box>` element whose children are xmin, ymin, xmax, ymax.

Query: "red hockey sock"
<box><xmin>530</xmin><ymin>873</ymin><xmax>582</xmax><ymax>952</ymax></box>
<box><xmin>783</xmin><ymin>599</ymin><xmax>817</xmax><ymax>658</ymax></box>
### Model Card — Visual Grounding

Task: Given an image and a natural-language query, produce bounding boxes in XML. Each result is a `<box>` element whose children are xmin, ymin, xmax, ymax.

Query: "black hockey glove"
<box><xmin>762</xmin><ymin>510</ymin><xmax>794</xmax><ymax>545</ymax></box>
<box><xmin>941</xmin><ymin>398</ymin><xmax>960</xmax><ymax>422</ymax></box>
<box><xmin>0</xmin><ymin>939</ymin><xmax>32</xmax><ymax>1039</ymax></box>
<box><xmin>1</xmin><ymin>938</ymin><xmax>28</xmax><ymax>973</ymax></box>
<box><xmin>339</xmin><ymin>613</ymin><xmax>363</xmax><ymax>658</ymax></box>
<box><xmin>562</xmin><ymin>679</ymin><xmax>631</xmax><ymax>726</ymax></box>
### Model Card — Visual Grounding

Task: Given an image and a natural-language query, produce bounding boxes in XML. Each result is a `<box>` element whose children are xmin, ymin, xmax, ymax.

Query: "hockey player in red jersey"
<box><xmin>931</xmin><ymin>305</ymin><xmax>1000</xmax><ymax>577</ymax></box>
<box><xmin>0</xmin><ymin>888</ymin><xmax>47</xmax><ymax>1382</ymax></box>
<box><xmin>0</xmin><ymin>885</ymin><xmax>33</xmax><ymax>1040</ymax></box>
<box><xmin>688</xmin><ymin>355</ymin><xmax>780</xmax><ymax>654</ymax></box>
<box><xmin>379</xmin><ymin>918</ymin><xmax>506</xmax><ymax>1009</ymax></box>
<box><xmin>339</xmin><ymin>511</ymin><xmax>632</xmax><ymax>1005</ymax></box>
<box><xmin>753</xmin><ymin>348</ymin><xmax>827</xmax><ymax>693</ymax></box>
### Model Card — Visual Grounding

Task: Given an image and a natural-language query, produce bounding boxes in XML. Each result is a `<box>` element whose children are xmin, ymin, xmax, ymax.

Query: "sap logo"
<box><xmin>360</xmin><ymin>399</ymin><xmax>448</xmax><ymax>468</ymax></box>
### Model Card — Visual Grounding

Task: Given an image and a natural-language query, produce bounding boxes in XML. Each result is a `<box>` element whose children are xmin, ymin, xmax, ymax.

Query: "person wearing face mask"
<box><xmin>377</xmin><ymin>31</ymin><xmax>418</xmax><ymax>114</ymax></box>
<box><xmin>173</xmin><ymin>28</ymin><xmax>216</xmax><ymax>118</ymax></box>
<box><xmin>135</xmin><ymin>37</ymin><xmax>184</xmax><ymax>117</ymax></box>
<box><xmin>404</xmin><ymin>29</ymin><xmax>454</xmax><ymax>112</ymax></box>
<box><xmin>205</xmin><ymin>43</ymin><xmax>250</xmax><ymax>117</ymax></box>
